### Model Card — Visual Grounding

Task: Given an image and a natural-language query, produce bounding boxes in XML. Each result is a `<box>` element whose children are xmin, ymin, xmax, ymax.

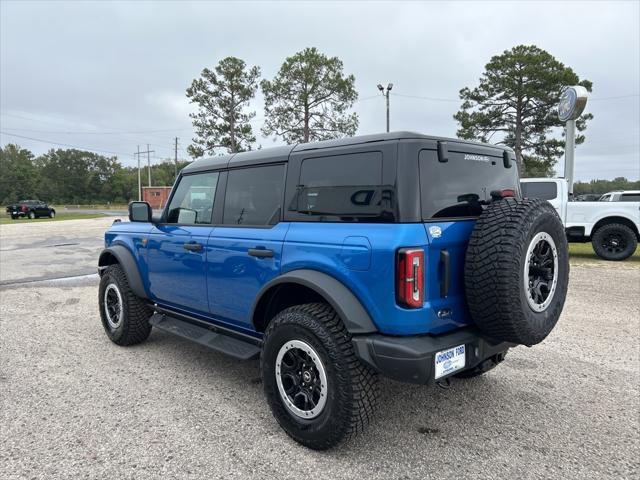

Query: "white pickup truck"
<box><xmin>520</xmin><ymin>178</ymin><xmax>640</xmax><ymax>261</ymax></box>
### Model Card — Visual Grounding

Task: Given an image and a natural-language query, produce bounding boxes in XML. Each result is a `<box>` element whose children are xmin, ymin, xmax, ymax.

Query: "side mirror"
<box><xmin>128</xmin><ymin>201</ymin><xmax>152</xmax><ymax>222</ymax></box>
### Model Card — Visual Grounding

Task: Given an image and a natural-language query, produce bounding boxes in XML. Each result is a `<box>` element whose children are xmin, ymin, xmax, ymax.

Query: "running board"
<box><xmin>149</xmin><ymin>312</ymin><xmax>261</xmax><ymax>360</ymax></box>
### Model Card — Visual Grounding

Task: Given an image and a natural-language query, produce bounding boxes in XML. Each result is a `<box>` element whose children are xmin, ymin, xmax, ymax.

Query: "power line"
<box><xmin>0</xmin><ymin>125</ymin><xmax>192</xmax><ymax>135</ymax></box>
<box><xmin>0</xmin><ymin>131</ymin><xmax>133</xmax><ymax>157</ymax></box>
<box><xmin>588</xmin><ymin>94</ymin><xmax>640</xmax><ymax>102</ymax></box>
<box><xmin>390</xmin><ymin>92</ymin><xmax>640</xmax><ymax>103</ymax></box>
<box><xmin>355</xmin><ymin>94</ymin><xmax>380</xmax><ymax>102</ymax></box>
<box><xmin>392</xmin><ymin>92</ymin><xmax>459</xmax><ymax>102</ymax></box>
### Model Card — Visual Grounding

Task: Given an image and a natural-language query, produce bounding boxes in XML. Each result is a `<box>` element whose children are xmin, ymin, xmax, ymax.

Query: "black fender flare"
<box><xmin>98</xmin><ymin>245</ymin><xmax>147</xmax><ymax>299</ymax></box>
<box><xmin>250</xmin><ymin>269</ymin><xmax>378</xmax><ymax>334</ymax></box>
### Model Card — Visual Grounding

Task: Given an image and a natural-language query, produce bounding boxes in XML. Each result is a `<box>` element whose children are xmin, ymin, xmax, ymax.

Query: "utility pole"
<box><xmin>377</xmin><ymin>83</ymin><xmax>393</xmax><ymax>132</ymax></box>
<box><xmin>134</xmin><ymin>145</ymin><xmax>141</xmax><ymax>201</ymax></box>
<box><xmin>135</xmin><ymin>145</ymin><xmax>155</xmax><ymax>201</ymax></box>
<box><xmin>146</xmin><ymin>143</ymin><xmax>152</xmax><ymax>188</ymax></box>
<box><xmin>174</xmin><ymin>137</ymin><xmax>179</xmax><ymax>181</ymax></box>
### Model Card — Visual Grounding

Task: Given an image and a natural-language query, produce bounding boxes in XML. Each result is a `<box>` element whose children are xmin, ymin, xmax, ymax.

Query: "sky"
<box><xmin>1</xmin><ymin>0</ymin><xmax>639</xmax><ymax>182</ymax></box>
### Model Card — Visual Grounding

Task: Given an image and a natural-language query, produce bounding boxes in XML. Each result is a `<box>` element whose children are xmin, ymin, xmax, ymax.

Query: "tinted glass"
<box><xmin>521</xmin><ymin>182</ymin><xmax>558</xmax><ymax>200</ymax></box>
<box><xmin>223</xmin><ymin>165</ymin><xmax>285</xmax><ymax>226</ymax></box>
<box><xmin>291</xmin><ymin>152</ymin><xmax>391</xmax><ymax>221</ymax></box>
<box><xmin>420</xmin><ymin>149</ymin><xmax>519</xmax><ymax>219</ymax></box>
<box><xmin>165</xmin><ymin>172</ymin><xmax>219</xmax><ymax>224</ymax></box>
<box><xmin>620</xmin><ymin>194</ymin><xmax>640</xmax><ymax>202</ymax></box>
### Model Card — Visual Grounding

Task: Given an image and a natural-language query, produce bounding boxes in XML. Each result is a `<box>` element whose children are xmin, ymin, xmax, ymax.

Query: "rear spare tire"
<box><xmin>465</xmin><ymin>198</ymin><xmax>569</xmax><ymax>346</ymax></box>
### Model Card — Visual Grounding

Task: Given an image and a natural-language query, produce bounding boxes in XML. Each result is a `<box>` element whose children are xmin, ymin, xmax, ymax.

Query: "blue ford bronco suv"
<box><xmin>98</xmin><ymin>132</ymin><xmax>569</xmax><ymax>449</ymax></box>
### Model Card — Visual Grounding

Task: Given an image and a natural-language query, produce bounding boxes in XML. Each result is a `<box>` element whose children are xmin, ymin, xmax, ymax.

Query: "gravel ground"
<box><xmin>0</xmin><ymin>221</ymin><xmax>639</xmax><ymax>479</ymax></box>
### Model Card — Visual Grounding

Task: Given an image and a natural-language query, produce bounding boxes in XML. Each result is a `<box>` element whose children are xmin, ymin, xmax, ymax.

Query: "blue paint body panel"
<box><xmin>104</xmin><ymin>217</ymin><xmax>477</xmax><ymax>337</ymax></box>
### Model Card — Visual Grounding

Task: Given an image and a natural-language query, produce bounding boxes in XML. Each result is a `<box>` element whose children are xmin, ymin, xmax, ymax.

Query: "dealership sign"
<box><xmin>558</xmin><ymin>85</ymin><xmax>589</xmax><ymax>122</ymax></box>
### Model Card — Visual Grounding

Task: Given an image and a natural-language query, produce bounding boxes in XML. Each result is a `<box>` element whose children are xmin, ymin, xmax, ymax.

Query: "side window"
<box><xmin>520</xmin><ymin>182</ymin><xmax>558</xmax><ymax>201</ymax></box>
<box><xmin>291</xmin><ymin>151</ymin><xmax>389</xmax><ymax>221</ymax></box>
<box><xmin>222</xmin><ymin>165</ymin><xmax>285</xmax><ymax>226</ymax></box>
<box><xmin>165</xmin><ymin>172</ymin><xmax>219</xmax><ymax>224</ymax></box>
<box><xmin>620</xmin><ymin>193</ymin><xmax>640</xmax><ymax>202</ymax></box>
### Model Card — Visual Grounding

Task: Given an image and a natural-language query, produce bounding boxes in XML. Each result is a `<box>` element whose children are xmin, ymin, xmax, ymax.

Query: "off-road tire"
<box><xmin>261</xmin><ymin>303</ymin><xmax>379</xmax><ymax>450</ymax></box>
<box><xmin>591</xmin><ymin>223</ymin><xmax>637</xmax><ymax>261</ymax></box>
<box><xmin>98</xmin><ymin>265</ymin><xmax>152</xmax><ymax>346</ymax></box>
<box><xmin>465</xmin><ymin>198</ymin><xmax>569</xmax><ymax>346</ymax></box>
<box><xmin>28</xmin><ymin>211</ymin><xmax>36</xmax><ymax>219</ymax></box>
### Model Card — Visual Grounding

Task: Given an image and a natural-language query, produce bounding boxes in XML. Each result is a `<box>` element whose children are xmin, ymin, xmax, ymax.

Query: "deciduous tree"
<box><xmin>0</xmin><ymin>144</ymin><xmax>39</xmax><ymax>203</ymax></box>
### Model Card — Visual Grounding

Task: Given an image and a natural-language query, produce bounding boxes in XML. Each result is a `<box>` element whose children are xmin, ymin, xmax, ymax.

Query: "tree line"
<box><xmin>2</xmin><ymin>142</ymin><xmax>636</xmax><ymax>205</ymax></box>
<box><xmin>573</xmin><ymin>177</ymin><xmax>640</xmax><ymax>196</ymax></box>
<box><xmin>0</xmin><ymin>144</ymin><xmax>187</xmax><ymax>204</ymax></box>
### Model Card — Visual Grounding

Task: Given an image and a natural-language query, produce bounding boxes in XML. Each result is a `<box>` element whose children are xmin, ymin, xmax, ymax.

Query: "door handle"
<box><xmin>183</xmin><ymin>242</ymin><xmax>203</xmax><ymax>252</ymax></box>
<box><xmin>248</xmin><ymin>248</ymin><xmax>274</xmax><ymax>258</ymax></box>
<box><xmin>439</xmin><ymin>249</ymin><xmax>450</xmax><ymax>298</ymax></box>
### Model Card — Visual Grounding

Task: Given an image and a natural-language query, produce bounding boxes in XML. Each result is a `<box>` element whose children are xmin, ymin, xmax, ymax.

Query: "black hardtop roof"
<box><xmin>182</xmin><ymin>131</ymin><xmax>514</xmax><ymax>173</ymax></box>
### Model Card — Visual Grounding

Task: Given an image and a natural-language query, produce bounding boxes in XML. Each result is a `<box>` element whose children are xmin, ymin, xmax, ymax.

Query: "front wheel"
<box><xmin>49</xmin><ymin>210</ymin><xmax>56</xmax><ymax>218</ymax></box>
<box><xmin>591</xmin><ymin>223</ymin><xmax>637</xmax><ymax>261</ymax></box>
<box><xmin>28</xmin><ymin>211</ymin><xmax>36</xmax><ymax>219</ymax></box>
<box><xmin>98</xmin><ymin>265</ymin><xmax>152</xmax><ymax>345</ymax></box>
<box><xmin>261</xmin><ymin>303</ymin><xmax>379</xmax><ymax>450</ymax></box>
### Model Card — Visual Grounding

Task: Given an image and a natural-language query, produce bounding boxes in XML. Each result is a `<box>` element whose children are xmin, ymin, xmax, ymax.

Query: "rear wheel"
<box><xmin>261</xmin><ymin>303</ymin><xmax>379</xmax><ymax>450</ymax></box>
<box><xmin>98</xmin><ymin>265</ymin><xmax>152</xmax><ymax>346</ymax></box>
<box><xmin>28</xmin><ymin>211</ymin><xmax>36</xmax><ymax>219</ymax></box>
<box><xmin>591</xmin><ymin>223</ymin><xmax>637</xmax><ymax>261</ymax></box>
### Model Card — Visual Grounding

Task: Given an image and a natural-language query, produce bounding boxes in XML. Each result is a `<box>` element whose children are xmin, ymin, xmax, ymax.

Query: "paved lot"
<box><xmin>0</xmin><ymin>216</ymin><xmax>123</xmax><ymax>285</ymax></box>
<box><xmin>0</xmin><ymin>219</ymin><xmax>639</xmax><ymax>479</ymax></box>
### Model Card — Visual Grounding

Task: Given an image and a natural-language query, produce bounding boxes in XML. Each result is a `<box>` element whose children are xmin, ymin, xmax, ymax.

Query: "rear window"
<box><xmin>290</xmin><ymin>151</ymin><xmax>392</xmax><ymax>221</ymax></box>
<box><xmin>419</xmin><ymin>149</ymin><xmax>518</xmax><ymax>220</ymax></box>
<box><xmin>521</xmin><ymin>182</ymin><xmax>558</xmax><ymax>201</ymax></box>
<box><xmin>620</xmin><ymin>193</ymin><xmax>640</xmax><ymax>202</ymax></box>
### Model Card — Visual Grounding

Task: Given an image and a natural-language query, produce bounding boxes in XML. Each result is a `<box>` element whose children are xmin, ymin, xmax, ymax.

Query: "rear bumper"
<box><xmin>352</xmin><ymin>328</ymin><xmax>514</xmax><ymax>384</ymax></box>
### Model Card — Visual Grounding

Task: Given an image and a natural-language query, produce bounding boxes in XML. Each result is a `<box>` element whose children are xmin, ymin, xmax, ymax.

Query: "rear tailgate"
<box><xmin>419</xmin><ymin>142</ymin><xmax>519</xmax><ymax>331</ymax></box>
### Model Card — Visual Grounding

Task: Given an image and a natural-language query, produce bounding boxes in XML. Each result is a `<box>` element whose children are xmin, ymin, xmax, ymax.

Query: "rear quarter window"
<box><xmin>290</xmin><ymin>151</ymin><xmax>393</xmax><ymax>222</ymax></box>
<box><xmin>620</xmin><ymin>194</ymin><xmax>640</xmax><ymax>202</ymax></box>
<box><xmin>521</xmin><ymin>182</ymin><xmax>558</xmax><ymax>201</ymax></box>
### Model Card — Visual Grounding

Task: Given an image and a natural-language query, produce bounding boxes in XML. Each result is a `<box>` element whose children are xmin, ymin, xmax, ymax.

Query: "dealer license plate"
<box><xmin>434</xmin><ymin>344</ymin><xmax>466</xmax><ymax>379</ymax></box>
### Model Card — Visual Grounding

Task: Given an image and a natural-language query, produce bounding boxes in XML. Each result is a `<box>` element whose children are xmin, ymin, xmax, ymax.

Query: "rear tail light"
<box><xmin>396</xmin><ymin>248</ymin><xmax>425</xmax><ymax>308</ymax></box>
<box><xmin>490</xmin><ymin>188</ymin><xmax>516</xmax><ymax>200</ymax></box>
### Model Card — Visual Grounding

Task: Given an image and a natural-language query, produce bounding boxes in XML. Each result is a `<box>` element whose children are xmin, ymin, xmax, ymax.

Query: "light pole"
<box><xmin>377</xmin><ymin>83</ymin><xmax>393</xmax><ymax>132</ymax></box>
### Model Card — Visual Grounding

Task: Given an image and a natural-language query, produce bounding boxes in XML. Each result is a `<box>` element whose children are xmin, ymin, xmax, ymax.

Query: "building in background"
<box><xmin>142</xmin><ymin>186</ymin><xmax>171</xmax><ymax>210</ymax></box>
